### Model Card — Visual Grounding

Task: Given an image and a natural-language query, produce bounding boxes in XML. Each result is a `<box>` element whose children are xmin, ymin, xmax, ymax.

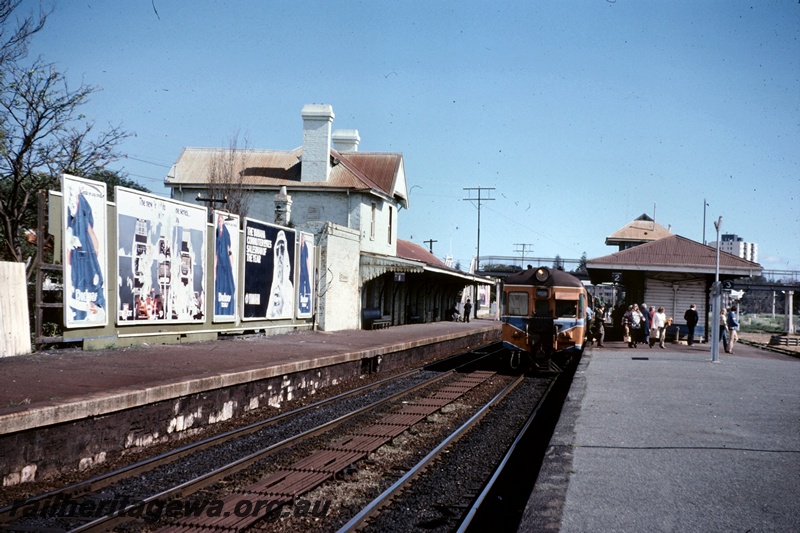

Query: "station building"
<box><xmin>587</xmin><ymin>215</ymin><xmax>762</xmax><ymax>341</ymax></box>
<box><xmin>165</xmin><ymin>104</ymin><xmax>493</xmax><ymax>332</ymax></box>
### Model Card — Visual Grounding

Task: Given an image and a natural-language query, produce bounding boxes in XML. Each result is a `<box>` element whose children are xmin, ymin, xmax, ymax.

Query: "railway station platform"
<box><xmin>0</xmin><ymin>320</ymin><xmax>499</xmax><ymax>486</ymax></box>
<box><xmin>521</xmin><ymin>339</ymin><xmax>800</xmax><ymax>532</ymax></box>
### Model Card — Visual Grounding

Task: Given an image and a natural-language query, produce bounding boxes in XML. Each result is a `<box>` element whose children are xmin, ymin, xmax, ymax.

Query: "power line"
<box><xmin>123</xmin><ymin>154</ymin><xmax>173</xmax><ymax>167</ymax></box>
<box><xmin>514</xmin><ymin>243</ymin><xmax>534</xmax><ymax>266</ymax></box>
<box><xmin>463</xmin><ymin>186</ymin><xmax>495</xmax><ymax>270</ymax></box>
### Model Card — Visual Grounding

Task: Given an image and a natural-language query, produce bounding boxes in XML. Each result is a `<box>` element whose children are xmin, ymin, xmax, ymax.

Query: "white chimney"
<box><xmin>301</xmin><ymin>104</ymin><xmax>334</xmax><ymax>182</ymax></box>
<box><xmin>274</xmin><ymin>186</ymin><xmax>292</xmax><ymax>226</ymax></box>
<box><xmin>332</xmin><ymin>129</ymin><xmax>360</xmax><ymax>152</ymax></box>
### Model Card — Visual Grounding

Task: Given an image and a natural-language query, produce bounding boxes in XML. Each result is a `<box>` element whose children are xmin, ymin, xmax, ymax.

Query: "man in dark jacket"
<box><xmin>684</xmin><ymin>304</ymin><xmax>699</xmax><ymax>346</ymax></box>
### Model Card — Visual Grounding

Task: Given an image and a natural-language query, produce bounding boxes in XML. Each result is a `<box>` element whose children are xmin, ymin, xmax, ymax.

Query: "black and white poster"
<box><xmin>62</xmin><ymin>174</ymin><xmax>109</xmax><ymax>328</ymax></box>
<box><xmin>115</xmin><ymin>188</ymin><xmax>207</xmax><ymax>324</ymax></box>
<box><xmin>243</xmin><ymin>218</ymin><xmax>295</xmax><ymax>320</ymax></box>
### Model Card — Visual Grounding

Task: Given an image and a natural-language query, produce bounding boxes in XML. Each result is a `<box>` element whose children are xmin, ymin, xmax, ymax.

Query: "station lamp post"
<box><xmin>711</xmin><ymin>216</ymin><xmax>722</xmax><ymax>363</ymax></box>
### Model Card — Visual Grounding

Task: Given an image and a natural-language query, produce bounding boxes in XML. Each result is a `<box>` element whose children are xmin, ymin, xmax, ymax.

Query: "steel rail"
<box><xmin>336</xmin><ymin>374</ymin><xmax>527</xmax><ymax>532</ymax></box>
<box><xmin>455</xmin><ymin>376</ymin><xmax>558</xmax><ymax>532</ymax></box>
<box><xmin>0</xmin><ymin>369</ymin><xmax>419</xmax><ymax>523</ymax></box>
<box><xmin>65</xmin><ymin>350</ymin><xmax>501</xmax><ymax>533</ymax></box>
<box><xmin>0</xmin><ymin>344</ymin><xmax>498</xmax><ymax>526</ymax></box>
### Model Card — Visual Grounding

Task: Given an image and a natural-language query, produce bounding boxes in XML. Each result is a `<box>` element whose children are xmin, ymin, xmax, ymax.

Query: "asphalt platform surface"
<box><xmin>521</xmin><ymin>338</ymin><xmax>800</xmax><ymax>533</ymax></box>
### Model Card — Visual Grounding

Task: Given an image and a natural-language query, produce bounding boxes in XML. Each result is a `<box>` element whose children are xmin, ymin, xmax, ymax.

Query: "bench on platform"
<box><xmin>363</xmin><ymin>308</ymin><xmax>391</xmax><ymax>330</ymax></box>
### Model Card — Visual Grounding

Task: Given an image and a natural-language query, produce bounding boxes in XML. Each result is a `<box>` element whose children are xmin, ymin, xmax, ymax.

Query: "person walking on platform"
<box><xmin>593</xmin><ymin>305</ymin><xmax>605</xmax><ymax>347</ymax></box>
<box><xmin>684</xmin><ymin>304</ymin><xmax>699</xmax><ymax>346</ymax></box>
<box><xmin>720</xmin><ymin>308</ymin><xmax>730</xmax><ymax>353</ymax></box>
<box><xmin>463</xmin><ymin>299</ymin><xmax>472</xmax><ymax>323</ymax></box>
<box><xmin>727</xmin><ymin>308</ymin><xmax>740</xmax><ymax>353</ymax></box>
<box><xmin>641</xmin><ymin>304</ymin><xmax>651</xmax><ymax>345</ymax></box>
<box><xmin>650</xmin><ymin>307</ymin><xmax>667</xmax><ymax>349</ymax></box>
<box><xmin>632</xmin><ymin>304</ymin><xmax>644</xmax><ymax>347</ymax></box>
<box><xmin>623</xmin><ymin>305</ymin><xmax>637</xmax><ymax>347</ymax></box>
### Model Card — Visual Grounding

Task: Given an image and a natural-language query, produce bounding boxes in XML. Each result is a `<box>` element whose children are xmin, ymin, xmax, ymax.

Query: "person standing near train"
<box><xmin>593</xmin><ymin>305</ymin><xmax>605</xmax><ymax>347</ymax></box>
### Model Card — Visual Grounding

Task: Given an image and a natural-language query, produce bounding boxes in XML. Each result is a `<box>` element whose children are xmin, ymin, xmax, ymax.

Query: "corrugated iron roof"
<box><xmin>165</xmin><ymin>147</ymin><xmax>402</xmax><ymax>196</ymax></box>
<box><xmin>396</xmin><ymin>239</ymin><xmax>447</xmax><ymax>267</ymax></box>
<box><xmin>589</xmin><ymin>234</ymin><xmax>762</xmax><ymax>271</ymax></box>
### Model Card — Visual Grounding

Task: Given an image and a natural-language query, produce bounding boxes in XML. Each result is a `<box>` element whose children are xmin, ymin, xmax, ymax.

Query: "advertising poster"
<box><xmin>115</xmin><ymin>187</ymin><xmax>207</xmax><ymax>324</ymax></box>
<box><xmin>243</xmin><ymin>218</ymin><xmax>295</xmax><ymax>320</ymax></box>
<box><xmin>296</xmin><ymin>232</ymin><xmax>315</xmax><ymax>318</ymax></box>
<box><xmin>61</xmin><ymin>174</ymin><xmax>109</xmax><ymax>328</ymax></box>
<box><xmin>213</xmin><ymin>211</ymin><xmax>240</xmax><ymax>322</ymax></box>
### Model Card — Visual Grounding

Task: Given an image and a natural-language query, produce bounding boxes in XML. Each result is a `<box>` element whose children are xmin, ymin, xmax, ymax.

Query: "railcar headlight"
<box><xmin>535</xmin><ymin>267</ymin><xmax>550</xmax><ymax>283</ymax></box>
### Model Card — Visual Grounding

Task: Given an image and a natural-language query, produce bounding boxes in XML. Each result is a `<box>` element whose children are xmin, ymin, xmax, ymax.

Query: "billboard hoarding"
<box><xmin>243</xmin><ymin>218</ymin><xmax>295</xmax><ymax>320</ymax></box>
<box><xmin>62</xmin><ymin>174</ymin><xmax>109</xmax><ymax>328</ymax></box>
<box><xmin>213</xmin><ymin>211</ymin><xmax>240</xmax><ymax>322</ymax></box>
<box><xmin>296</xmin><ymin>232</ymin><xmax>315</xmax><ymax>319</ymax></box>
<box><xmin>115</xmin><ymin>187</ymin><xmax>207</xmax><ymax>324</ymax></box>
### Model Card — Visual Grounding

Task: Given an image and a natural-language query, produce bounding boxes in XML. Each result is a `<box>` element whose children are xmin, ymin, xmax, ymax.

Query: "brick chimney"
<box><xmin>301</xmin><ymin>104</ymin><xmax>334</xmax><ymax>182</ymax></box>
<box><xmin>332</xmin><ymin>129</ymin><xmax>360</xmax><ymax>152</ymax></box>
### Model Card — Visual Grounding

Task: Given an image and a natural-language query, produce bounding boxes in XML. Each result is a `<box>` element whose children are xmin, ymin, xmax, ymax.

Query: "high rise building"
<box><xmin>710</xmin><ymin>233</ymin><xmax>758</xmax><ymax>263</ymax></box>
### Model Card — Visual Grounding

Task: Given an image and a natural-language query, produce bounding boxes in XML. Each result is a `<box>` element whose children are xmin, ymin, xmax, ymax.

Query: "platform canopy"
<box><xmin>587</xmin><ymin>234</ymin><xmax>762</xmax><ymax>284</ymax></box>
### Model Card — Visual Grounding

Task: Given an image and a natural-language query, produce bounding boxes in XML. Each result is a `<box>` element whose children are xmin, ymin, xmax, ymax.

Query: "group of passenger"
<box><xmin>617</xmin><ymin>303</ymin><xmax>670</xmax><ymax>349</ymax></box>
<box><xmin>594</xmin><ymin>301</ymin><xmax>740</xmax><ymax>352</ymax></box>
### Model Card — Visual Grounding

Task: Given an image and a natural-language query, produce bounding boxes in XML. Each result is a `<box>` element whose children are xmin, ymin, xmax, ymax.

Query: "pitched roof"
<box><xmin>165</xmin><ymin>147</ymin><xmax>403</xmax><ymax>199</ymax></box>
<box><xmin>588</xmin><ymin>234</ymin><xmax>762</xmax><ymax>276</ymax></box>
<box><xmin>605</xmin><ymin>213</ymin><xmax>673</xmax><ymax>245</ymax></box>
<box><xmin>396</xmin><ymin>239</ymin><xmax>447</xmax><ymax>267</ymax></box>
<box><xmin>394</xmin><ymin>239</ymin><xmax>495</xmax><ymax>285</ymax></box>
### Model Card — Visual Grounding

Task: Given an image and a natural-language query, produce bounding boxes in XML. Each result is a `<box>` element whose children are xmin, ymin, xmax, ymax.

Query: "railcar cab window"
<box><xmin>556</xmin><ymin>299</ymin><xmax>578</xmax><ymax>318</ymax></box>
<box><xmin>507</xmin><ymin>292</ymin><xmax>528</xmax><ymax>316</ymax></box>
<box><xmin>535</xmin><ymin>299</ymin><xmax>551</xmax><ymax>317</ymax></box>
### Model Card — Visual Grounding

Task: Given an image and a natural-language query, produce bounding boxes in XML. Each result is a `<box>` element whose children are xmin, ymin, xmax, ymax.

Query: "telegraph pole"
<box><xmin>463</xmin><ymin>186</ymin><xmax>495</xmax><ymax>273</ymax></box>
<box><xmin>423</xmin><ymin>239</ymin><xmax>438</xmax><ymax>254</ymax></box>
<box><xmin>514</xmin><ymin>243</ymin><xmax>534</xmax><ymax>269</ymax></box>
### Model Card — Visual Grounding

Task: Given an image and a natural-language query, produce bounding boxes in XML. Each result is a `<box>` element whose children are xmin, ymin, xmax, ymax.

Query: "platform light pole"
<box><xmin>703</xmin><ymin>199</ymin><xmax>709</xmax><ymax>245</ymax></box>
<box><xmin>711</xmin><ymin>216</ymin><xmax>723</xmax><ymax>363</ymax></box>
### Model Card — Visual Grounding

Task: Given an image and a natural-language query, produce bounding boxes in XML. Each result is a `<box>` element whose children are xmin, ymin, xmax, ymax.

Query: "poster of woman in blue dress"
<box><xmin>62</xmin><ymin>174</ymin><xmax>108</xmax><ymax>328</ymax></box>
<box><xmin>213</xmin><ymin>211</ymin><xmax>239</xmax><ymax>321</ymax></box>
<box><xmin>296</xmin><ymin>232</ymin><xmax>314</xmax><ymax>318</ymax></box>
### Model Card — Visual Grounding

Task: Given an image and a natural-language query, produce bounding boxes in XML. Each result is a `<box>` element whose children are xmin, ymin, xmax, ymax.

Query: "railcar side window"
<box><xmin>556</xmin><ymin>299</ymin><xmax>577</xmax><ymax>318</ymax></box>
<box><xmin>507</xmin><ymin>292</ymin><xmax>528</xmax><ymax>316</ymax></box>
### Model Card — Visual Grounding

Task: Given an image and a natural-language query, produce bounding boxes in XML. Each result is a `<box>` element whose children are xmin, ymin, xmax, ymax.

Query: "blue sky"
<box><xmin>19</xmin><ymin>0</ymin><xmax>800</xmax><ymax>272</ymax></box>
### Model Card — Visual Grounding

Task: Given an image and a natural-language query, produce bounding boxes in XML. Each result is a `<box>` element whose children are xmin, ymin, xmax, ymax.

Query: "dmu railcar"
<box><xmin>501</xmin><ymin>266</ymin><xmax>590</xmax><ymax>372</ymax></box>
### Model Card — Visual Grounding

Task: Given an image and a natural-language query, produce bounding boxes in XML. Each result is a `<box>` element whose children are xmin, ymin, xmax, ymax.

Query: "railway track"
<box><xmin>340</xmin><ymin>363</ymin><xmax>572</xmax><ymax>533</ymax></box>
<box><xmin>0</xmin><ymin>344</ymin><xmax>506</xmax><ymax>532</ymax></box>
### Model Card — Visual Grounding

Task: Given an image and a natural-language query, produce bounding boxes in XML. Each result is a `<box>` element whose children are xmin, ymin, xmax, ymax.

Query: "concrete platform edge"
<box><xmin>0</xmin><ymin>325</ymin><xmax>496</xmax><ymax>435</ymax></box>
